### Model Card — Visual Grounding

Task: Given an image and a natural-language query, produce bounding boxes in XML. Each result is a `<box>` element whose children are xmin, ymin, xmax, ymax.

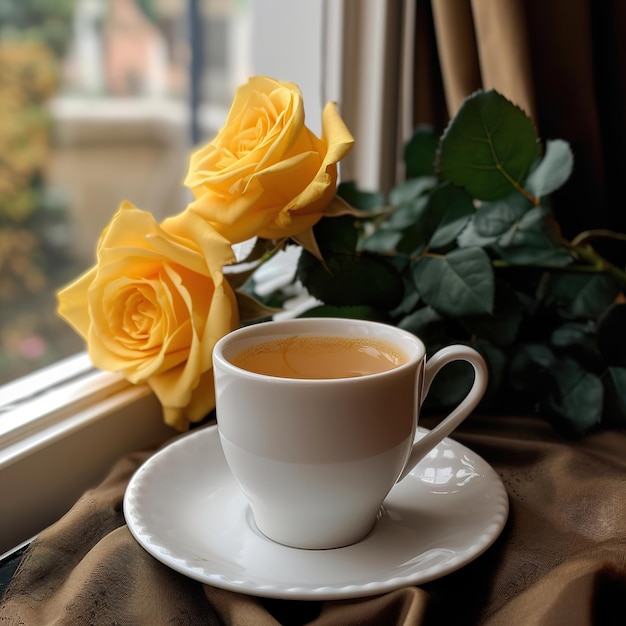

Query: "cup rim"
<box><xmin>212</xmin><ymin>317</ymin><xmax>426</xmax><ymax>383</ymax></box>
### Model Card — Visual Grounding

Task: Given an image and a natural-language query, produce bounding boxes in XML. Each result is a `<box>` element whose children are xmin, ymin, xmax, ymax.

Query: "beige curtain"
<box><xmin>412</xmin><ymin>0</ymin><xmax>626</xmax><ymax>264</ymax></box>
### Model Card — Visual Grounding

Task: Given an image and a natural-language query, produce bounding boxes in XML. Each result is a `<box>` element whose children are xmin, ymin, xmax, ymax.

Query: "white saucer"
<box><xmin>124</xmin><ymin>424</ymin><xmax>508</xmax><ymax>600</ymax></box>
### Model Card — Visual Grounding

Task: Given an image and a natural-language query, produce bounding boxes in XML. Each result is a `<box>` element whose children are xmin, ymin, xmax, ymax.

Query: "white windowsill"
<box><xmin>0</xmin><ymin>354</ymin><xmax>175</xmax><ymax>554</ymax></box>
<box><xmin>1</xmin><ymin>352</ymin><xmax>95</xmax><ymax>412</ymax></box>
<box><xmin>1</xmin><ymin>355</ymin><xmax>134</xmax><ymax>465</ymax></box>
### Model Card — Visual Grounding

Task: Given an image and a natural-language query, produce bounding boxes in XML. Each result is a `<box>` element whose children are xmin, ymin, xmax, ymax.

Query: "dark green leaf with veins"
<box><xmin>397</xmin><ymin>306</ymin><xmax>447</xmax><ymax>349</ymax></box>
<box><xmin>549</xmin><ymin>357</ymin><xmax>603</xmax><ymax>434</ymax></box>
<box><xmin>337</xmin><ymin>182</ymin><xmax>385</xmax><ymax>211</ymax></box>
<box><xmin>474</xmin><ymin>192</ymin><xmax>533</xmax><ymax>237</ymax></box>
<box><xmin>461</xmin><ymin>281</ymin><xmax>524</xmax><ymax>347</ymax></box>
<box><xmin>313</xmin><ymin>215</ymin><xmax>358</xmax><ymax>256</ymax></box>
<box><xmin>485</xmin><ymin>204</ymin><xmax>573</xmax><ymax>267</ymax></box>
<box><xmin>545</xmin><ymin>273</ymin><xmax>622</xmax><ymax>319</ymax></box>
<box><xmin>389</xmin><ymin>177</ymin><xmax>437</xmax><ymax>206</ymax></box>
<box><xmin>298</xmin><ymin>305</ymin><xmax>389</xmax><ymax>322</ymax></box>
<box><xmin>525</xmin><ymin>139</ymin><xmax>574</xmax><ymax>198</ymax></box>
<box><xmin>438</xmin><ymin>90</ymin><xmax>540</xmax><ymax>201</ymax></box>
<box><xmin>297</xmin><ymin>250</ymin><xmax>404</xmax><ymax>310</ymax></box>
<box><xmin>425</xmin><ymin>184</ymin><xmax>475</xmax><ymax>250</ymax></box>
<box><xmin>412</xmin><ymin>247</ymin><xmax>495</xmax><ymax>316</ymax></box>
<box><xmin>404</xmin><ymin>125</ymin><xmax>439</xmax><ymax>178</ymax></box>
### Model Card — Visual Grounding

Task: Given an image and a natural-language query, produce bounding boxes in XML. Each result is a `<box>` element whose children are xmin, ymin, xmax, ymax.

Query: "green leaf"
<box><xmin>397</xmin><ymin>306</ymin><xmax>448</xmax><ymax>349</ymax></box>
<box><xmin>360</xmin><ymin>180</ymin><xmax>436</xmax><ymax>255</ymax></box>
<box><xmin>404</xmin><ymin>125</ymin><xmax>439</xmax><ymax>177</ymax></box>
<box><xmin>384</xmin><ymin>195</ymin><xmax>429</xmax><ymax>230</ymax></box>
<box><xmin>438</xmin><ymin>90</ymin><xmax>540</xmax><ymax>200</ymax></box>
<box><xmin>235</xmin><ymin>290</ymin><xmax>281</xmax><ymax>323</ymax></box>
<box><xmin>496</xmin><ymin>205</ymin><xmax>551</xmax><ymax>247</ymax></box>
<box><xmin>550</xmin><ymin>321</ymin><xmax>604</xmax><ymax>371</ymax></box>
<box><xmin>411</xmin><ymin>247</ymin><xmax>495</xmax><ymax>316</ymax></box>
<box><xmin>456</xmin><ymin>216</ymin><xmax>501</xmax><ymax>248</ymax></box>
<box><xmin>389</xmin><ymin>176</ymin><xmax>437</xmax><ymax>206</ymax></box>
<box><xmin>545</xmin><ymin>273</ymin><xmax>622</xmax><ymax>319</ymax></box>
<box><xmin>550</xmin><ymin>321</ymin><xmax>595</xmax><ymax>348</ymax></box>
<box><xmin>395</xmin><ymin>191</ymin><xmax>444</xmax><ymax>254</ymax></box>
<box><xmin>603</xmin><ymin>367</ymin><xmax>626</xmax><ymax>427</ymax></box>
<box><xmin>397</xmin><ymin>184</ymin><xmax>474</xmax><ymax>256</ymax></box>
<box><xmin>597</xmin><ymin>303</ymin><xmax>626</xmax><ymax>366</ymax></box>
<box><xmin>495</xmin><ymin>245</ymin><xmax>573</xmax><ymax>268</ymax></box>
<box><xmin>494</xmin><ymin>206</ymin><xmax>574</xmax><ymax>267</ymax></box>
<box><xmin>461</xmin><ymin>281</ymin><xmax>524</xmax><ymax>347</ymax></box>
<box><xmin>425</xmin><ymin>184</ymin><xmax>475</xmax><ymax>250</ymax></box>
<box><xmin>396</xmin><ymin>203</ymin><xmax>438</xmax><ymax>256</ymax></box>
<box><xmin>337</xmin><ymin>181</ymin><xmax>385</xmax><ymax>211</ymax></box>
<box><xmin>297</xmin><ymin>250</ymin><xmax>404</xmax><ymax>309</ymax></box>
<box><xmin>312</xmin><ymin>215</ymin><xmax>358</xmax><ymax>256</ymax></box>
<box><xmin>386</xmin><ymin>194</ymin><xmax>439</xmax><ymax>256</ymax></box>
<box><xmin>549</xmin><ymin>357</ymin><xmax>603</xmax><ymax>434</ymax></box>
<box><xmin>298</xmin><ymin>304</ymin><xmax>389</xmax><ymax>322</ymax></box>
<box><xmin>359</xmin><ymin>228</ymin><xmax>403</xmax><ymax>254</ymax></box>
<box><xmin>525</xmin><ymin>139</ymin><xmax>574</xmax><ymax>198</ymax></box>
<box><xmin>509</xmin><ymin>343</ymin><xmax>556</xmax><ymax>393</ymax></box>
<box><xmin>390</xmin><ymin>276</ymin><xmax>422</xmax><ymax>316</ymax></box>
<box><xmin>474</xmin><ymin>192</ymin><xmax>533</xmax><ymax>237</ymax></box>
<box><xmin>474</xmin><ymin>339</ymin><xmax>507</xmax><ymax>404</ymax></box>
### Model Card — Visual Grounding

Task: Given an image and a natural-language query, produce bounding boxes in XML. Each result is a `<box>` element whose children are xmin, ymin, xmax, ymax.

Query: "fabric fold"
<box><xmin>1</xmin><ymin>415</ymin><xmax>625</xmax><ymax>625</ymax></box>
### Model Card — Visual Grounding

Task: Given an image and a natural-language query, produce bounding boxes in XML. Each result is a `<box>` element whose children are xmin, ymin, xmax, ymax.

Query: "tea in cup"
<box><xmin>231</xmin><ymin>334</ymin><xmax>407</xmax><ymax>379</ymax></box>
<box><xmin>212</xmin><ymin>317</ymin><xmax>488</xmax><ymax>549</ymax></box>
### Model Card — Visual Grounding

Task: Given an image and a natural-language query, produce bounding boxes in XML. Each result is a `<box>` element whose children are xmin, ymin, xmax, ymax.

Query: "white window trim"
<box><xmin>0</xmin><ymin>356</ymin><xmax>174</xmax><ymax>553</ymax></box>
<box><xmin>1</xmin><ymin>355</ymin><xmax>139</xmax><ymax>455</ymax></box>
<box><xmin>0</xmin><ymin>0</ymin><xmax>414</xmax><ymax>556</ymax></box>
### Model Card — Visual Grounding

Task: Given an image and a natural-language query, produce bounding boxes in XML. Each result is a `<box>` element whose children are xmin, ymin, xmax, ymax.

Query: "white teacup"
<box><xmin>212</xmin><ymin>317</ymin><xmax>488</xmax><ymax>550</ymax></box>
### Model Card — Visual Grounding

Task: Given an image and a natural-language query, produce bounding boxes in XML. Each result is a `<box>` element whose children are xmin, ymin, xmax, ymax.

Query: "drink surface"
<box><xmin>231</xmin><ymin>335</ymin><xmax>408</xmax><ymax>379</ymax></box>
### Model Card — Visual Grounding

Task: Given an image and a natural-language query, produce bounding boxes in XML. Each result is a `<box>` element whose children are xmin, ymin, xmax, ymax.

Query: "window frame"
<box><xmin>0</xmin><ymin>0</ymin><xmax>414</xmax><ymax>555</ymax></box>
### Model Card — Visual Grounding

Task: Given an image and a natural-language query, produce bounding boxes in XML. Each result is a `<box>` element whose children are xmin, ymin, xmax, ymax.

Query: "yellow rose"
<box><xmin>183</xmin><ymin>75</ymin><xmax>354</xmax><ymax>243</ymax></box>
<box><xmin>57</xmin><ymin>201</ymin><xmax>239</xmax><ymax>431</ymax></box>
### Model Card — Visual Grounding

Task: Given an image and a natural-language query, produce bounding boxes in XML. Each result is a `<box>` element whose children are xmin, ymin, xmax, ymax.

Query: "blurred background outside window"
<box><xmin>0</xmin><ymin>0</ymin><xmax>252</xmax><ymax>385</ymax></box>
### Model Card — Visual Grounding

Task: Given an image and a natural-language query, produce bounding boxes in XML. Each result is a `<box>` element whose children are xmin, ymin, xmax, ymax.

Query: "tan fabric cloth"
<box><xmin>430</xmin><ymin>0</ymin><xmax>536</xmax><ymax>120</ymax></box>
<box><xmin>1</xmin><ymin>415</ymin><xmax>625</xmax><ymax>625</ymax></box>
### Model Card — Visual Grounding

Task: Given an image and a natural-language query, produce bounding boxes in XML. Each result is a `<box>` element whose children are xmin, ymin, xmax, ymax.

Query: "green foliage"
<box><xmin>411</xmin><ymin>247</ymin><xmax>494</xmax><ymax>316</ymax></box>
<box><xmin>291</xmin><ymin>90</ymin><xmax>626</xmax><ymax>437</ymax></box>
<box><xmin>404</xmin><ymin>125</ymin><xmax>439</xmax><ymax>178</ymax></box>
<box><xmin>297</xmin><ymin>216</ymin><xmax>404</xmax><ymax>310</ymax></box>
<box><xmin>438</xmin><ymin>90</ymin><xmax>540</xmax><ymax>201</ymax></box>
<box><xmin>0</xmin><ymin>2</ymin><xmax>81</xmax><ymax>383</ymax></box>
<box><xmin>0</xmin><ymin>0</ymin><xmax>77</xmax><ymax>56</ymax></box>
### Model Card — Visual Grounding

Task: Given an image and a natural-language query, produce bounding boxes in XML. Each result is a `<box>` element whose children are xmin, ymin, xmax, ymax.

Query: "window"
<box><xmin>0</xmin><ymin>0</ymin><xmax>251</xmax><ymax>387</ymax></box>
<box><xmin>0</xmin><ymin>0</ymin><xmax>253</xmax><ymax>554</ymax></box>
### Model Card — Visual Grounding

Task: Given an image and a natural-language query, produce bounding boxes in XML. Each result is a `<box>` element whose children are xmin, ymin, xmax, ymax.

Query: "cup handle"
<box><xmin>397</xmin><ymin>345</ymin><xmax>488</xmax><ymax>482</ymax></box>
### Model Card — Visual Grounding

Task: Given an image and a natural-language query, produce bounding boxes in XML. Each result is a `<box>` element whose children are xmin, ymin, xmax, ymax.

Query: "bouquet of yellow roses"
<box><xmin>57</xmin><ymin>76</ymin><xmax>354</xmax><ymax>431</ymax></box>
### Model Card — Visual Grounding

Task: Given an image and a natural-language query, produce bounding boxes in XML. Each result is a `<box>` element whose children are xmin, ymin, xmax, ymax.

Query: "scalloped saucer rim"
<box><xmin>124</xmin><ymin>424</ymin><xmax>508</xmax><ymax>600</ymax></box>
